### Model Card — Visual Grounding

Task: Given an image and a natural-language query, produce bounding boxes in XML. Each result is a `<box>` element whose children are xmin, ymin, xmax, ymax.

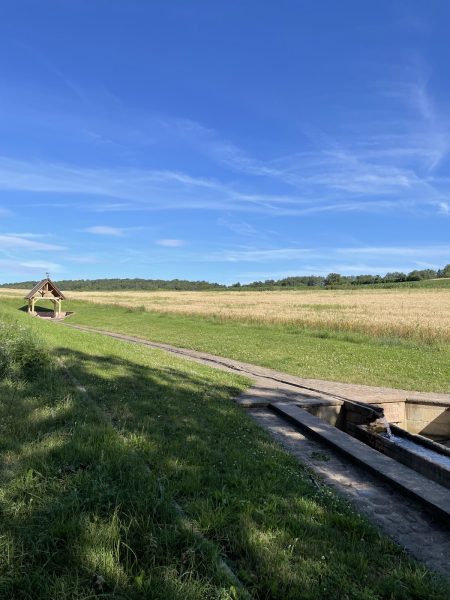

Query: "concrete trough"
<box><xmin>271</xmin><ymin>402</ymin><xmax>450</xmax><ymax>525</ymax></box>
<box><xmin>300</xmin><ymin>395</ymin><xmax>450</xmax><ymax>448</ymax></box>
<box><xmin>354</xmin><ymin>424</ymin><xmax>450</xmax><ymax>491</ymax></box>
<box><xmin>405</xmin><ymin>398</ymin><xmax>450</xmax><ymax>442</ymax></box>
<box><xmin>296</xmin><ymin>395</ymin><xmax>450</xmax><ymax>494</ymax></box>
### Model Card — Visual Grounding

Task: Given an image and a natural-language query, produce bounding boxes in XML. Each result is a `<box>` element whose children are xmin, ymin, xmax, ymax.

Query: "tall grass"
<box><xmin>0</xmin><ymin>318</ymin><xmax>50</xmax><ymax>380</ymax></box>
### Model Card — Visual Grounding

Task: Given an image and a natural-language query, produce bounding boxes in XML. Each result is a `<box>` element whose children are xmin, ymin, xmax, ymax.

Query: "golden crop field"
<box><xmin>2</xmin><ymin>287</ymin><xmax>449</xmax><ymax>342</ymax></box>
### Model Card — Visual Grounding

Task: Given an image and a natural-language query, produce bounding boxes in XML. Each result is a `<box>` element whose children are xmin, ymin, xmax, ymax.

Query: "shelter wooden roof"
<box><xmin>24</xmin><ymin>278</ymin><xmax>66</xmax><ymax>301</ymax></box>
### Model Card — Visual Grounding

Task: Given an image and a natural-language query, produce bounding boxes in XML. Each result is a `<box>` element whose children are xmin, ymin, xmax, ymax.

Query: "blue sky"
<box><xmin>0</xmin><ymin>1</ymin><xmax>449</xmax><ymax>284</ymax></box>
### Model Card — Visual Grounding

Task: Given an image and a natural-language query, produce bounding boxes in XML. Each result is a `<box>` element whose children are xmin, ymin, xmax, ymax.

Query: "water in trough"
<box><xmin>388</xmin><ymin>435</ymin><xmax>450</xmax><ymax>470</ymax></box>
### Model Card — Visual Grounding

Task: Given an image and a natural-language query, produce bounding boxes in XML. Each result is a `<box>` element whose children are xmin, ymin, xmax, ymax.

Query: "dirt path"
<box><xmin>60</xmin><ymin>322</ymin><xmax>450</xmax><ymax>579</ymax></box>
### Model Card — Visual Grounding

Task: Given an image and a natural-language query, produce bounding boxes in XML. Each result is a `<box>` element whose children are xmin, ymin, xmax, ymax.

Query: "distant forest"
<box><xmin>2</xmin><ymin>264</ymin><xmax>450</xmax><ymax>291</ymax></box>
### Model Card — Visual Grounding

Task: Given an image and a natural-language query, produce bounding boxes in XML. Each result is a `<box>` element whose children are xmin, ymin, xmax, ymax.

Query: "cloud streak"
<box><xmin>0</xmin><ymin>234</ymin><xmax>66</xmax><ymax>251</ymax></box>
<box><xmin>187</xmin><ymin>244</ymin><xmax>450</xmax><ymax>265</ymax></box>
<box><xmin>0</xmin><ymin>53</ymin><xmax>448</xmax><ymax>225</ymax></box>
<box><xmin>0</xmin><ymin>153</ymin><xmax>443</xmax><ymax>218</ymax></box>
<box><xmin>156</xmin><ymin>239</ymin><xmax>185</xmax><ymax>247</ymax></box>
<box><xmin>84</xmin><ymin>225</ymin><xmax>127</xmax><ymax>236</ymax></box>
<box><xmin>0</xmin><ymin>259</ymin><xmax>63</xmax><ymax>276</ymax></box>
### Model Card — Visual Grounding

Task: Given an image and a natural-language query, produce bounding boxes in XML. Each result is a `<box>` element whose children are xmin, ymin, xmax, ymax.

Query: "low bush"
<box><xmin>0</xmin><ymin>319</ymin><xmax>51</xmax><ymax>380</ymax></box>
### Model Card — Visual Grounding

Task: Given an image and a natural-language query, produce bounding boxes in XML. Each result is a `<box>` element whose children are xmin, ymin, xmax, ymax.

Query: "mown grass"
<box><xmin>33</xmin><ymin>298</ymin><xmax>450</xmax><ymax>393</ymax></box>
<box><xmin>1</xmin><ymin>307</ymin><xmax>449</xmax><ymax>598</ymax></box>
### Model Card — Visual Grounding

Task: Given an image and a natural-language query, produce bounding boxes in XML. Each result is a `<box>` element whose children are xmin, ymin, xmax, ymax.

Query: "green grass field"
<box><xmin>1</xmin><ymin>303</ymin><xmax>449</xmax><ymax>598</ymax></box>
<box><xmin>38</xmin><ymin>298</ymin><xmax>450</xmax><ymax>393</ymax></box>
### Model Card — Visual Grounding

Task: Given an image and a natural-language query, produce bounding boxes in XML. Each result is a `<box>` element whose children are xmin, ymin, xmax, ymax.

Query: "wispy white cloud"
<box><xmin>155</xmin><ymin>239</ymin><xmax>185</xmax><ymax>247</ymax></box>
<box><xmin>0</xmin><ymin>53</ymin><xmax>449</xmax><ymax>222</ymax></box>
<box><xmin>0</xmin><ymin>156</ymin><xmax>262</xmax><ymax>212</ymax></box>
<box><xmin>226</xmin><ymin>248</ymin><xmax>313</xmax><ymax>262</ymax></box>
<box><xmin>65</xmin><ymin>254</ymin><xmax>103</xmax><ymax>264</ymax></box>
<box><xmin>188</xmin><ymin>244</ymin><xmax>450</xmax><ymax>266</ymax></box>
<box><xmin>13</xmin><ymin>39</ymin><xmax>88</xmax><ymax>104</ymax></box>
<box><xmin>216</xmin><ymin>217</ymin><xmax>268</xmax><ymax>238</ymax></box>
<box><xmin>6</xmin><ymin>232</ymin><xmax>52</xmax><ymax>238</ymax></box>
<box><xmin>160</xmin><ymin>117</ymin><xmax>283</xmax><ymax>178</ymax></box>
<box><xmin>89</xmin><ymin>202</ymin><xmax>137</xmax><ymax>213</ymax></box>
<box><xmin>335</xmin><ymin>245</ymin><xmax>450</xmax><ymax>258</ymax></box>
<box><xmin>84</xmin><ymin>225</ymin><xmax>127</xmax><ymax>236</ymax></box>
<box><xmin>0</xmin><ymin>234</ymin><xmax>66</xmax><ymax>251</ymax></box>
<box><xmin>216</xmin><ymin>218</ymin><xmax>253</xmax><ymax>236</ymax></box>
<box><xmin>156</xmin><ymin>58</ymin><xmax>450</xmax><ymax>212</ymax></box>
<box><xmin>376</xmin><ymin>59</ymin><xmax>448</xmax><ymax>172</ymax></box>
<box><xmin>437</xmin><ymin>201</ymin><xmax>450</xmax><ymax>215</ymax></box>
<box><xmin>0</xmin><ymin>156</ymin><xmax>336</xmax><ymax>216</ymax></box>
<box><xmin>151</xmin><ymin>116</ymin><xmax>449</xmax><ymax>217</ymax></box>
<box><xmin>0</xmin><ymin>259</ymin><xmax>62</xmax><ymax>276</ymax></box>
<box><xmin>0</xmin><ymin>147</ymin><xmax>445</xmax><ymax>219</ymax></box>
<box><xmin>20</xmin><ymin>260</ymin><xmax>62</xmax><ymax>272</ymax></box>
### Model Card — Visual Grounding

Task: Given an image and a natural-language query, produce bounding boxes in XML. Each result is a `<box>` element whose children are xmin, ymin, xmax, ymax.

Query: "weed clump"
<box><xmin>0</xmin><ymin>319</ymin><xmax>51</xmax><ymax>380</ymax></box>
<box><xmin>125</xmin><ymin>304</ymin><xmax>147</xmax><ymax>313</ymax></box>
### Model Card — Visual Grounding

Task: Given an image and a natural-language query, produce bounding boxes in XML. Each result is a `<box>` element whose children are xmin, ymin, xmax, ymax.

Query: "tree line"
<box><xmin>1</xmin><ymin>264</ymin><xmax>449</xmax><ymax>291</ymax></box>
<box><xmin>231</xmin><ymin>264</ymin><xmax>450</xmax><ymax>288</ymax></box>
<box><xmin>0</xmin><ymin>278</ymin><xmax>227</xmax><ymax>291</ymax></box>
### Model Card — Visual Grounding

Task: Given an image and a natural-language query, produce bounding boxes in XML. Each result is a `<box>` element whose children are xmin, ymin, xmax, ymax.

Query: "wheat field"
<box><xmin>2</xmin><ymin>287</ymin><xmax>449</xmax><ymax>342</ymax></box>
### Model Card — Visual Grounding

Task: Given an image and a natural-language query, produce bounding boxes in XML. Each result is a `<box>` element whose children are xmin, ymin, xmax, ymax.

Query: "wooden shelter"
<box><xmin>25</xmin><ymin>277</ymin><xmax>66</xmax><ymax>317</ymax></box>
